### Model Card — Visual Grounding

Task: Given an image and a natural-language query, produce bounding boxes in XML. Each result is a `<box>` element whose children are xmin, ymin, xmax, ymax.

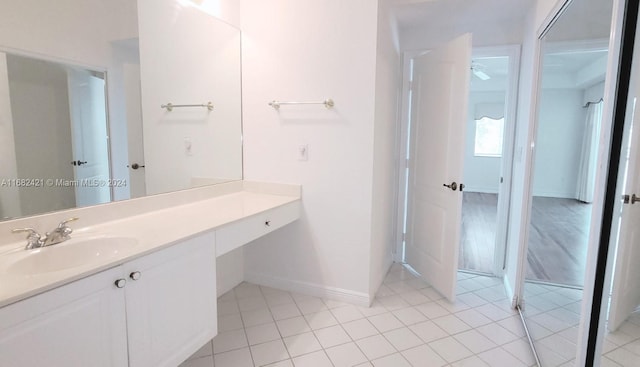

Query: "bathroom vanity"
<box><xmin>0</xmin><ymin>181</ymin><xmax>301</xmax><ymax>367</ymax></box>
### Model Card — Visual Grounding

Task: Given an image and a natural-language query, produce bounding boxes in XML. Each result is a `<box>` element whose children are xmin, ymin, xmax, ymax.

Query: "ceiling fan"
<box><xmin>471</xmin><ymin>61</ymin><xmax>491</xmax><ymax>80</ymax></box>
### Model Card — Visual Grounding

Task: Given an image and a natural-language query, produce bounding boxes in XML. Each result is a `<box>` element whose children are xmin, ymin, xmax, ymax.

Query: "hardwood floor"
<box><xmin>526</xmin><ymin>196</ymin><xmax>592</xmax><ymax>286</ymax></box>
<box><xmin>459</xmin><ymin>193</ymin><xmax>592</xmax><ymax>287</ymax></box>
<box><xmin>459</xmin><ymin>192</ymin><xmax>497</xmax><ymax>274</ymax></box>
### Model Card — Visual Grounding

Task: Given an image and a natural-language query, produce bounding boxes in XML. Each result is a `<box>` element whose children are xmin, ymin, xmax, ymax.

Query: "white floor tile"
<box><xmin>401</xmin><ymin>344</ymin><xmax>447</xmax><ymax>367</ymax></box>
<box><xmin>295</xmin><ymin>298</ymin><xmax>328</xmax><ymax>315</ymax></box>
<box><xmin>502</xmin><ymin>338</ymin><xmax>537</xmax><ymax>366</ymax></box>
<box><xmin>358</xmin><ymin>300</ymin><xmax>389</xmax><ymax>317</ymax></box>
<box><xmin>179</xmin><ymin>355</ymin><xmax>214</xmax><ymax>367</ymax></box>
<box><xmin>383</xmin><ymin>327</ymin><xmax>424</xmax><ymax>351</ymax></box>
<box><xmin>342</xmin><ymin>318</ymin><xmax>380</xmax><ymax>340</ymax></box>
<box><xmin>276</xmin><ymin>316</ymin><xmax>312</xmax><ymax>338</ymax></box>
<box><xmin>476</xmin><ymin>322</ymin><xmax>520</xmax><ymax>345</ymax></box>
<box><xmin>242</xmin><ymin>308</ymin><xmax>275</xmax><ymax>327</ymax></box>
<box><xmin>398</xmin><ymin>290</ymin><xmax>431</xmax><ymax>306</ymax></box>
<box><xmin>188</xmin><ymin>341</ymin><xmax>213</xmax><ymax>360</ymax></box>
<box><xmin>264</xmin><ymin>292</ymin><xmax>295</xmax><ymax>307</ymax></box>
<box><xmin>265</xmin><ymin>360</ymin><xmax>294</xmax><ymax>367</ymax></box>
<box><xmin>368</xmin><ymin>312</ymin><xmax>404</xmax><ymax>333</ymax></box>
<box><xmin>283</xmin><ymin>331</ymin><xmax>322</xmax><ymax>357</ymax></box>
<box><xmin>218</xmin><ymin>299</ymin><xmax>240</xmax><ymax>316</ymax></box>
<box><xmin>314</xmin><ymin>325</ymin><xmax>352</xmax><ymax>348</ymax></box>
<box><xmin>213</xmin><ymin>347</ymin><xmax>253</xmax><ymax>367</ymax></box>
<box><xmin>415</xmin><ymin>302</ymin><xmax>450</xmax><ymax>319</ymax></box>
<box><xmin>450</xmin><ymin>355</ymin><xmax>490</xmax><ymax>366</ymax></box>
<box><xmin>455</xmin><ymin>308</ymin><xmax>492</xmax><ymax>328</ymax></box>
<box><xmin>392</xmin><ymin>307</ymin><xmax>428</xmax><ymax>326</ymax></box>
<box><xmin>213</xmin><ymin>329</ymin><xmax>248</xmax><ymax>354</ymax></box>
<box><xmin>250</xmin><ymin>339</ymin><xmax>290</xmax><ymax>366</ymax></box>
<box><xmin>239</xmin><ymin>296</ymin><xmax>269</xmax><ymax>312</ymax></box>
<box><xmin>377</xmin><ymin>294</ymin><xmax>411</xmax><ymax>311</ymax></box>
<box><xmin>219</xmin><ymin>313</ymin><xmax>244</xmax><ymax>332</ymax></box>
<box><xmin>371</xmin><ymin>352</ymin><xmax>412</xmax><ymax>367</ymax></box>
<box><xmin>409</xmin><ymin>320</ymin><xmax>449</xmax><ymax>343</ymax></box>
<box><xmin>606</xmin><ymin>347</ymin><xmax>640</xmax><ymax>366</ymax></box>
<box><xmin>291</xmin><ymin>350</ymin><xmax>333</xmax><ymax>367</ymax></box>
<box><xmin>453</xmin><ymin>329</ymin><xmax>497</xmax><ymax>354</ymax></box>
<box><xmin>305</xmin><ymin>310</ymin><xmax>340</xmax><ymax>330</ymax></box>
<box><xmin>270</xmin><ymin>302</ymin><xmax>302</xmax><ymax>321</ymax></box>
<box><xmin>355</xmin><ymin>334</ymin><xmax>397</xmax><ymax>360</ymax></box>
<box><xmin>246</xmin><ymin>322</ymin><xmax>282</xmax><ymax>346</ymax></box>
<box><xmin>331</xmin><ymin>305</ymin><xmax>365</xmax><ymax>323</ymax></box>
<box><xmin>428</xmin><ymin>336</ymin><xmax>473</xmax><ymax>363</ymax></box>
<box><xmin>432</xmin><ymin>314</ymin><xmax>472</xmax><ymax>335</ymax></box>
<box><xmin>478</xmin><ymin>347</ymin><xmax>528</xmax><ymax>367</ymax></box>
<box><xmin>325</xmin><ymin>342</ymin><xmax>368</xmax><ymax>367</ymax></box>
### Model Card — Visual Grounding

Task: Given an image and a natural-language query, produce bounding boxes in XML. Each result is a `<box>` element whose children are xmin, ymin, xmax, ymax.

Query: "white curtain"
<box><xmin>577</xmin><ymin>101</ymin><xmax>604</xmax><ymax>203</ymax></box>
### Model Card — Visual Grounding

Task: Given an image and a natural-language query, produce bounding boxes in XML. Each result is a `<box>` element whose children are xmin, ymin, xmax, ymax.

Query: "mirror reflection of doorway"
<box><xmin>459</xmin><ymin>50</ymin><xmax>518</xmax><ymax>276</ymax></box>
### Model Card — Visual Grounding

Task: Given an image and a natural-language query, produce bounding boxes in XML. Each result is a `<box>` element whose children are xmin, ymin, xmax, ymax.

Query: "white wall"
<box><xmin>463</xmin><ymin>91</ymin><xmax>506</xmax><ymax>193</ymax></box>
<box><xmin>240</xmin><ymin>0</ymin><xmax>385</xmax><ymax>303</ymax></box>
<box><xmin>370</xmin><ymin>0</ymin><xmax>401</xmax><ymax>296</ymax></box>
<box><xmin>0</xmin><ymin>53</ymin><xmax>20</xmax><ymax>220</ymax></box>
<box><xmin>532</xmin><ymin>89</ymin><xmax>586</xmax><ymax>198</ymax></box>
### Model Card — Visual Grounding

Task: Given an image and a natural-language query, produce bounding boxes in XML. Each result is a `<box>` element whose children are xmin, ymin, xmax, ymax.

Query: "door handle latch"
<box><xmin>623</xmin><ymin>194</ymin><xmax>639</xmax><ymax>204</ymax></box>
<box><xmin>443</xmin><ymin>182</ymin><xmax>457</xmax><ymax>191</ymax></box>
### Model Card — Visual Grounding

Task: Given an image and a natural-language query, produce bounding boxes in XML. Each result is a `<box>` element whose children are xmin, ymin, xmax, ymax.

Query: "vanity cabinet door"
<box><xmin>0</xmin><ymin>267</ymin><xmax>128</xmax><ymax>367</ymax></box>
<box><xmin>124</xmin><ymin>231</ymin><xmax>217</xmax><ymax>367</ymax></box>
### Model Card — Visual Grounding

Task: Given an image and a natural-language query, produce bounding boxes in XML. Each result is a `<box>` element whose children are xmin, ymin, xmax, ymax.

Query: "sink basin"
<box><xmin>5</xmin><ymin>236</ymin><xmax>138</xmax><ymax>275</ymax></box>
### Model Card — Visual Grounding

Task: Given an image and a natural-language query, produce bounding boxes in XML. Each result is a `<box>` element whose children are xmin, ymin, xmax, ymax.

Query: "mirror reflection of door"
<box><xmin>67</xmin><ymin>68</ymin><xmax>111</xmax><ymax>206</ymax></box>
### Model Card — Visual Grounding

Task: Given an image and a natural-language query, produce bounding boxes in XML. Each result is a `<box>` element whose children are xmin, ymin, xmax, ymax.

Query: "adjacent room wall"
<box><xmin>0</xmin><ymin>53</ymin><xmax>20</xmax><ymax>220</ymax></box>
<box><xmin>7</xmin><ymin>56</ymin><xmax>76</xmax><ymax>217</ymax></box>
<box><xmin>463</xmin><ymin>91</ymin><xmax>506</xmax><ymax>193</ymax></box>
<box><xmin>240</xmin><ymin>0</ymin><xmax>383</xmax><ymax>304</ymax></box>
<box><xmin>532</xmin><ymin>88</ymin><xmax>586</xmax><ymax>198</ymax></box>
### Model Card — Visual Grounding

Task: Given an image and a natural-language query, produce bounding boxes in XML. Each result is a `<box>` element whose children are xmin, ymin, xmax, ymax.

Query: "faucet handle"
<box><xmin>12</xmin><ymin>228</ymin><xmax>43</xmax><ymax>249</ymax></box>
<box><xmin>58</xmin><ymin>217</ymin><xmax>79</xmax><ymax>228</ymax></box>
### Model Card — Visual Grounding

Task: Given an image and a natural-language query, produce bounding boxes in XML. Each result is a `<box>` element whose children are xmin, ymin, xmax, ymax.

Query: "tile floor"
<box><xmin>180</xmin><ymin>263</ymin><xmax>538</xmax><ymax>367</ymax></box>
<box><xmin>522</xmin><ymin>281</ymin><xmax>640</xmax><ymax>367</ymax></box>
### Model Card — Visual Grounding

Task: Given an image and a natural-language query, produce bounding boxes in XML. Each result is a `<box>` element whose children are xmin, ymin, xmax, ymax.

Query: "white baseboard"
<box><xmin>245</xmin><ymin>272</ymin><xmax>371</xmax><ymax>307</ymax></box>
<box><xmin>503</xmin><ymin>274</ymin><xmax>517</xmax><ymax>309</ymax></box>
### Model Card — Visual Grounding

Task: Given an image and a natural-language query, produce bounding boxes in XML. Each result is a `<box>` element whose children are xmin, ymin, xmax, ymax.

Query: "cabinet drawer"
<box><xmin>216</xmin><ymin>201</ymin><xmax>300</xmax><ymax>256</ymax></box>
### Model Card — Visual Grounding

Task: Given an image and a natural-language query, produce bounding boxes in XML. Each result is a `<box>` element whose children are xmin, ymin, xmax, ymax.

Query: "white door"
<box><xmin>607</xmin><ymin>98</ymin><xmax>640</xmax><ymax>331</ymax></box>
<box><xmin>405</xmin><ymin>34</ymin><xmax>472</xmax><ymax>302</ymax></box>
<box><xmin>124</xmin><ymin>63</ymin><xmax>147</xmax><ymax>198</ymax></box>
<box><xmin>67</xmin><ymin>68</ymin><xmax>111</xmax><ymax>206</ymax></box>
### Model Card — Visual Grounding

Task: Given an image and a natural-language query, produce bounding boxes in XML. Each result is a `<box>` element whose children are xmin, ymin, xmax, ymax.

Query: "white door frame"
<box><xmin>394</xmin><ymin>45</ymin><xmax>521</xmax><ymax>277</ymax></box>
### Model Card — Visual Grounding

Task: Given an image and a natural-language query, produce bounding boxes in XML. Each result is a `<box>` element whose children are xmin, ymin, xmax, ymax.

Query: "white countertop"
<box><xmin>0</xmin><ymin>185</ymin><xmax>300</xmax><ymax>308</ymax></box>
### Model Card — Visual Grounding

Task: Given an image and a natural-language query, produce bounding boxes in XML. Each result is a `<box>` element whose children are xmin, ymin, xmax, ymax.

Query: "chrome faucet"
<box><xmin>12</xmin><ymin>217</ymin><xmax>79</xmax><ymax>250</ymax></box>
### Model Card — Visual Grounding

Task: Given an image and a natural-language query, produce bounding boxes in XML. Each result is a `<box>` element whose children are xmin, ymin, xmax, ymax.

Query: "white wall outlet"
<box><xmin>184</xmin><ymin>137</ymin><xmax>193</xmax><ymax>156</ymax></box>
<box><xmin>298</xmin><ymin>144</ymin><xmax>308</xmax><ymax>161</ymax></box>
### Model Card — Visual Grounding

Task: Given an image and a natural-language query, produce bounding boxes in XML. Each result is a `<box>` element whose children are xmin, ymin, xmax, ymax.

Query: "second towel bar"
<box><xmin>161</xmin><ymin>102</ymin><xmax>214</xmax><ymax>112</ymax></box>
<box><xmin>269</xmin><ymin>99</ymin><xmax>334</xmax><ymax>110</ymax></box>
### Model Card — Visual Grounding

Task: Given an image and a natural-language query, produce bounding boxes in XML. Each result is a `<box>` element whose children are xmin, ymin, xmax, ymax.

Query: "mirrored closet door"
<box><xmin>520</xmin><ymin>0</ymin><xmax>615</xmax><ymax>365</ymax></box>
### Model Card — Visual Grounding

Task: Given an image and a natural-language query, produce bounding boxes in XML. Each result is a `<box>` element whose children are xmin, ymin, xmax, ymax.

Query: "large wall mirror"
<box><xmin>521</xmin><ymin>0</ymin><xmax>614</xmax><ymax>365</ymax></box>
<box><xmin>0</xmin><ymin>0</ymin><xmax>243</xmax><ymax>221</ymax></box>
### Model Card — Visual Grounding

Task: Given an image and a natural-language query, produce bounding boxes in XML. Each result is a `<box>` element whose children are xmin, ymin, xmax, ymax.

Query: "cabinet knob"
<box><xmin>114</xmin><ymin>279</ymin><xmax>126</xmax><ymax>288</ymax></box>
<box><xmin>265</xmin><ymin>220</ymin><xmax>271</xmax><ymax>227</ymax></box>
<box><xmin>130</xmin><ymin>271</ymin><xmax>141</xmax><ymax>281</ymax></box>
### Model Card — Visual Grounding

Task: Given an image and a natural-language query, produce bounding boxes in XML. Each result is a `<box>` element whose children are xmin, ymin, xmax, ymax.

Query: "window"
<box><xmin>474</xmin><ymin>117</ymin><xmax>505</xmax><ymax>157</ymax></box>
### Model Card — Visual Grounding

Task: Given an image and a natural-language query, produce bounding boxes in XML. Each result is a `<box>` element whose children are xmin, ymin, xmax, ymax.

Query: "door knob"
<box><xmin>443</xmin><ymin>182</ymin><xmax>458</xmax><ymax>191</ymax></box>
<box><xmin>127</xmin><ymin>163</ymin><xmax>146</xmax><ymax>170</ymax></box>
<box><xmin>71</xmin><ymin>160</ymin><xmax>88</xmax><ymax>166</ymax></box>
